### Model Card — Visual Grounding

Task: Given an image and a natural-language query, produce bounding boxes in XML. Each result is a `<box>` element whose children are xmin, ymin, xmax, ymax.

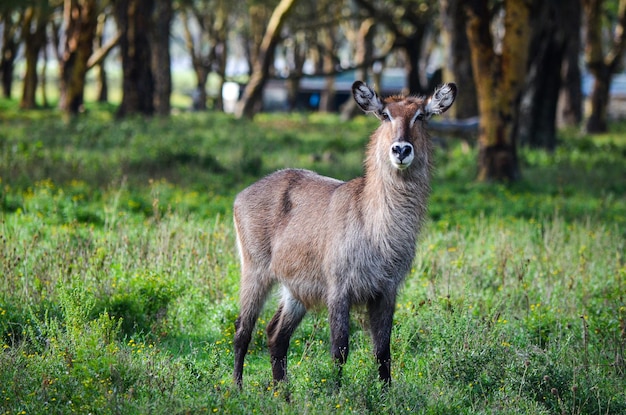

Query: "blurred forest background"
<box><xmin>2</xmin><ymin>0</ymin><xmax>626</xmax><ymax>182</ymax></box>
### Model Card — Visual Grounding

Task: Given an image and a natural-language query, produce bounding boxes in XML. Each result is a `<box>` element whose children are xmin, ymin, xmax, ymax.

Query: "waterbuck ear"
<box><xmin>424</xmin><ymin>83</ymin><xmax>457</xmax><ymax>117</ymax></box>
<box><xmin>352</xmin><ymin>81</ymin><xmax>384</xmax><ymax>115</ymax></box>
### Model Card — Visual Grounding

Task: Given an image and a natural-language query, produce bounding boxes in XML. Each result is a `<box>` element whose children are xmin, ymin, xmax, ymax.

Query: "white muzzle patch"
<box><xmin>389</xmin><ymin>142</ymin><xmax>414</xmax><ymax>170</ymax></box>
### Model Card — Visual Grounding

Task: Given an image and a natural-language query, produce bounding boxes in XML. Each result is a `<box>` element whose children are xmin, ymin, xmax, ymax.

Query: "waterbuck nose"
<box><xmin>392</xmin><ymin>143</ymin><xmax>413</xmax><ymax>162</ymax></box>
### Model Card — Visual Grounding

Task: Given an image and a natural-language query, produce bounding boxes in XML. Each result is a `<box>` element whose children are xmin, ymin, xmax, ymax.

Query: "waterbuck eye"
<box><xmin>378</xmin><ymin>111</ymin><xmax>391</xmax><ymax>121</ymax></box>
<box><xmin>415</xmin><ymin>113</ymin><xmax>424</xmax><ymax>121</ymax></box>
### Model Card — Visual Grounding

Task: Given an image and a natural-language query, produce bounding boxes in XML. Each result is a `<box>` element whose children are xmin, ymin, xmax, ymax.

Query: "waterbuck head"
<box><xmin>352</xmin><ymin>81</ymin><xmax>457</xmax><ymax>172</ymax></box>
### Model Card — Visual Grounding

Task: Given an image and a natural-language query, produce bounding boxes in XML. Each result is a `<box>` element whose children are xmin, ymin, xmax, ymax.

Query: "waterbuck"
<box><xmin>233</xmin><ymin>81</ymin><xmax>457</xmax><ymax>387</ymax></box>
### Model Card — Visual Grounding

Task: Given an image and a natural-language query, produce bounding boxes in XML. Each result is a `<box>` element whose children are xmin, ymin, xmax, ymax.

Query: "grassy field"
<box><xmin>1</xmin><ymin>99</ymin><xmax>625</xmax><ymax>414</ymax></box>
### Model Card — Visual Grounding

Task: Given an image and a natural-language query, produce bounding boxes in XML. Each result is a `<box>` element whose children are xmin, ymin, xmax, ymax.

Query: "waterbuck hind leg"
<box><xmin>233</xmin><ymin>315</ymin><xmax>251</xmax><ymax>387</ymax></box>
<box><xmin>266</xmin><ymin>292</ymin><xmax>306</xmax><ymax>384</ymax></box>
<box><xmin>233</xmin><ymin>275</ymin><xmax>273</xmax><ymax>387</ymax></box>
<box><xmin>368</xmin><ymin>295</ymin><xmax>397</xmax><ymax>384</ymax></box>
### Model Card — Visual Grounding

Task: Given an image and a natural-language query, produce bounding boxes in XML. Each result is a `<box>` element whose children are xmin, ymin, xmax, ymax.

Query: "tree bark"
<box><xmin>59</xmin><ymin>0</ymin><xmax>98</xmax><ymax>114</ymax></box>
<box><xmin>40</xmin><ymin>39</ymin><xmax>50</xmax><ymax>108</ymax></box>
<box><xmin>89</xmin><ymin>21</ymin><xmax>121</xmax><ymax>103</ymax></box>
<box><xmin>180</xmin><ymin>2</ymin><xmax>228</xmax><ymax>111</ymax></box>
<box><xmin>114</xmin><ymin>0</ymin><xmax>155</xmax><ymax>117</ymax></box>
<box><xmin>466</xmin><ymin>0</ymin><xmax>532</xmax><ymax>182</ymax></box>
<box><xmin>150</xmin><ymin>0</ymin><xmax>172</xmax><ymax>116</ymax></box>
<box><xmin>319</xmin><ymin>26</ymin><xmax>337</xmax><ymax>112</ymax></box>
<box><xmin>181</xmin><ymin>9</ymin><xmax>207</xmax><ymax>111</ymax></box>
<box><xmin>440</xmin><ymin>0</ymin><xmax>477</xmax><ymax>119</ymax></box>
<box><xmin>235</xmin><ymin>0</ymin><xmax>298</xmax><ymax>119</ymax></box>
<box><xmin>284</xmin><ymin>34</ymin><xmax>305</xmax><ymax>111</ymax></box>
<box><xmin>354</xmin><ymin>0</ymin><xmax>434</xmax><ymax>96</ymax></box>
<box><xmin>93</xmin><ymin>11</ymin><xmax>111</xmax><ymax>103</ymax></box>
<box><xmin>1</xmin><ymin>12</ymin><xmax>19</xmax><ymax>99</ymax></box>
<box><xmin>212</xmin><ymin>3</ymin><xmax>228</xmax><ymax>112</ymax></box>
<box><xmin>340</xmin><ymin>18</ymin><xmax>375</xmax><ymax>120</ymax></box>
<box><xmin>558</xmin><ymin>0</ymin><xmax>582</xmax><ymax>127</ymax></box>
<box><xmin>586</xmin><ymin>65</ymin><xmax>611</xmax><ymax>133</ymax></box>
<box><xmin>583</xmin><ymin>0</ymin><xmax>626</xmax><ymax>133</ymax></box>
<box><xmin>20</xmin><ymin>6</ymin><xmax>48</xmax><ymax>109</ymax></box>
<box><xmin>400</xmin><ymin>31</ymin><xmax>428</xmax><ymax>95</ymax></box>
<box><xmin>213</xmin><ymin>40</ymin><xmax>227</xmax><ymax>112</ymax></box>
<box><xmin>518</xmin><ymin>1</ymin><xmax>565</xmax><ymax>150</ymax></box>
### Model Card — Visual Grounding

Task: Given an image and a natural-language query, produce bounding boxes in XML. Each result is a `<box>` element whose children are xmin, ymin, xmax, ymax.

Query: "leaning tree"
<box><xmin>235</xmin><ymin>0</ymin><xmax>298</xmax><ymax>119</ymax></box>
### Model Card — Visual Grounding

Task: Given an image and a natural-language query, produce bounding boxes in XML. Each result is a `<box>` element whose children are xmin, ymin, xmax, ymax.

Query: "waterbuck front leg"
<box><xmin>266</xmin><ymin>289</ymin><xmax>306</xmax><ymax>384</ymax></box>
<box><xmin>328</xmin><ymin>295</ymin><xmax>351</xmax><ymax>385</ymax></box>
<box><xmin>368</xmin><ymin>293</ymin><xmax>397</xmax><ymax>384</ymax></box>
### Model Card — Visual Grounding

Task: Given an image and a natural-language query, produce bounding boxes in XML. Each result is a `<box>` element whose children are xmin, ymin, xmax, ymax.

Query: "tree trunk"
<box><xmin>1</xmin><ymin>14</ymin><xmax>19</xmax><ymax>99</ymax></box>
<box><xmin>401</xmin><ymin>31</ymin><xmax>427</xmax><ymax>95</ymax></box>
<box><xmin>340</xmin><ymin>18</ymin><xmax>375</xmax><ymax>120</ymax></box>
<box><xmin>586</xmin><ymin>65</ymin><xmax>611</xmax><ymax>133</ymax></box>
<box><xmin>40</xmin><ymin>40</ymin><xmax>49</xmax><ymax>108</ymax></box>
<box><xmin>90</xmin><ymin>12</ymin><xmax>120</xmax><ymax>103</ymax></box>
<box><xmin>440</xmin><ymin>0</ymin><xmax>477</xmax><ymax>119</ymax></box>
<box><xmin>247</xmin><ymin>4</ymin><xmax>271</xmax><ymax>74</ymax></box>
<box><xmin>21</xmin><ymin>47</ymin><xmax>39</xmax><ymax>109</ymax></box>
<box><xmin>114</xmin><ymin>0</ymin><xmax>155</xmax><ymax>117</ymax></box>
<box><xmin>583</xmin><ymin>0</ymin><xmax>626</xmax><ymax>133</ymax></box>
<box><xmin>20</xmin><ymin>6</ymin><xmax>48</xmax><ymax>109</ymax></box>
<box><xmin>235</xmin><ymin>0</ymin><xmax>298</xmax><ymax>119</ymax></box>
<box><xmin>320</xmin><ymin>76</ymin><xmax>336</xmax><ymax>112</ymax></box>
<box><xmin>96</xmin><ymin>63</ymin><xmax>108</xmax><ymax>103</ymax></box>
<box><xmin>181</xmin><ymin>5</ymin><xmax>229</xmax><ymax>111</ymax></box>
<box><xmin>353</xmin><ymin>0</ymin><xmax>434</xmax><ymax>96</ymax></box>
<box><xmin>319</xmin><ymin>27</ymin><xmax>337</xmax><ymax>112</ymax></box>
<box><xmin>181</xmin><ymin>9</ymin><xmax>206</xmax><ymax>111</ymax></box>
<box><xmin>558</xmin><ymin>0</ymin><xmax>582</xmax><ymax>127</ymax></box>
<box><xmin>59</xmin><ymin>0</ymin><xmax>98</xmax><ymax>114</ymax></box>
<box><xmin>518</xmin><ymin>2</ymin><xmax>565</xmax><ymax>150</ymax></box>
<box><xmin>192</xmin><ymin>67</ymin><xmax>209</xmax><ymax>111</ymax></box>
<box><xmin>286</xmin><ymin>39</ymin><xmax>306</xmax><ymax>111</ymax></box>
<box><xmin>150</xmin><ymin>0</ymin><xmax>172</xmax><ymax>116</ymax></box>
<box><xmin>214</xmin><ymin>40</ymin><xmax>227</xmax><ymax>112</ymax></box>
<box><xmin>213</xmin><ymin>7</ymin><xmax>228</xmax><ymax>112</ymax></box>
<box><xmin>466</xmin><ymin>0</ymin><xmax>532</xmax><ymax>182</ymax></box>
<box><xmin>95</xmin><ymin>11</ymin><xmax>108</xmax><ymax>102</ymax></box>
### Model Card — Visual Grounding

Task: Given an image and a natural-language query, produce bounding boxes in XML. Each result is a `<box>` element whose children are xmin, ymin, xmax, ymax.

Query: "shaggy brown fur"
<box><xmin>233</xmin><ymin>81</ymin><xmax>457</xmax><ymax>387</ymax></box>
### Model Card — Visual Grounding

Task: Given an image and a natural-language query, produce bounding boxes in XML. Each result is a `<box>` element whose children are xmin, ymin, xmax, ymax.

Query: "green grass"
<box><xmin>1</xmin><ymin>101</ymin><xmax>625</xmax><ymax>414</ymax></box>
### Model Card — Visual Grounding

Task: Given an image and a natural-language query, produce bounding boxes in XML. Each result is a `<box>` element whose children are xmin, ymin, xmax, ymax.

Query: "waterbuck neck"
<box><xmin>360</xmin><ymin>127</ymin><xmax>433</xmax><ymax>241</ymax></box>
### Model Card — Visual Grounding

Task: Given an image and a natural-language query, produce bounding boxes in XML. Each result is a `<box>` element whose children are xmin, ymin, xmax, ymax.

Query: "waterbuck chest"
<box><xmin>268</xmin><ymin>173</ymin><xmax>419</xmax><ymax>307</ymax></box>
